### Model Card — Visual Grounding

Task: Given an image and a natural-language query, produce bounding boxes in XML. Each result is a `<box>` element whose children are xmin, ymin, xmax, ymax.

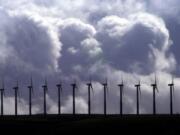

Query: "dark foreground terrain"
<box><xmin>0</xmin><ymin>114</ymin><xmax>180</xmax><ymax>134</ymax></box>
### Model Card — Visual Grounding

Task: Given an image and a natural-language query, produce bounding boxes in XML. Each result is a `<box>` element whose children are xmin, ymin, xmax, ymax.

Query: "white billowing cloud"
<box><xmin>81</xmin><ymin>38</ymin><xmax>102</xmax><ymax>58</ymax></box>
<box><xmin>96</xmin><ymin>13</ymin><xmax>175</xmax><ymax>74</ymax></box>
<box><xmin>0</xmin><ymin>9</ymin><xmax>61</xmax><ymax>81</ymax></box>
<box><xmin>58</xmin><ymin>18</ymin><xmax>102</xmax><ymax>76</ymax></box>
<box><xmin>97</xmin><ymin>15</ymin><xmax>130</xmax><ymax>40</ymax></box>
<box><xmin>61</xmin><ymin>96</ymin><xmax>88</xmax><ymax>114</ymax></box>
<box><xmin>4</xmin><ymin>96</ymin><xmax>40</xmax><ymax>115</ymax></box>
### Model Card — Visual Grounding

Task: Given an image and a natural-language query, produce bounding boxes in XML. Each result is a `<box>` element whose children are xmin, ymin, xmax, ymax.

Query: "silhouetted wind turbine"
<box><xmin>13</xmin><ymin>81</ymin><xmax>19</xmax><ymax>116</ymax></box>
<box><xmin>42</xmin><ymin>79</ymin><xmax>48</xmax><ymax>115</ymax></box>
<box><xmin>71</xmin><ymin>80</ymin><xmax>78</xmax><ymax>115</ymax></box>
<box><xmin>151</xmin><ymin>76</ymin><xmax>159</xmax><ymax>115</ymax></box>
<box><xmin>86</xmin><ymin>78</ymin><xmax>94</xmax><ymax>115</ymax></box>
<box><xmin>135</xmin><ymin>80</ymin><xmax>141</xmax><ymax>115</ymax></box>
<box><xmin>0</xmin><ymin>79</ymin><xmax>5</xmax><ymax>116</ymax></box>
<box><xmin>168</xmin><ymin>77</ymin><xmax>175</xmax><ymax>115</ymax></box>
<box><xmin>27</xmin><ymin>77</ymin><xmax>33</xmax><ymax>116</ymax></box>
<box><xmin>118</xmin><ymin>79</ymin><xmax>124</xmax><ymax>116</ymax></box>
<box><xmin>101</xmin><ymin>78</ymin><xmax>108</xmax><ymax>116</ymax></box>
<box><xmin>56</xmin><ymin>82</ymin><xmax>62</xmax><ymax>115</ymax></box>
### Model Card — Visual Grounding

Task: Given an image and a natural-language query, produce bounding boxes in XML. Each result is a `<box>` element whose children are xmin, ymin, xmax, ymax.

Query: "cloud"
<box><xmin>58</xmin><ymin>18</ymin><xmax>101</xmax><ymax>76</ymax></box>
<box><xmin>61</xmin><ymin>96</ymin><xmax>88</xmax><ymax>114</ymax></box>
<box><xmin>0</xmin><ymin>14</ymin><xmax>60</xmax><ymax>73</ymax></box>
<box><xmin>4</xmin><ymin>96</ymin><xmax>40</xmax><ymax>115</ymax></box>
<box><xmin>147</xmin><ymin>0</ymin><xmax>180</xmax><ymax>20</ymax></box>
<box><xmin>0</xmin><ymin>0</ymin><xmax>179</xmax><ymax>115</ymax></box>
<box><xmin>96</xmin><ymin>13</ymin><xmax>174</xmax><ymax>74</ymax></box>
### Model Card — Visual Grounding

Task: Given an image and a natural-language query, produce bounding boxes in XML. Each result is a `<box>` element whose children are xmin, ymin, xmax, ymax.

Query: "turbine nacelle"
<box><xmin>56</xmin><ymin>83</ymin><xmax>63</xmax><ymax>92</ymax></box>
<box><xmin>118</xmin><ymin>80</ymin><xmax>124</xmax><ymax>87</ymax></box>
<box><xmin>168</xmin><ymin>77</ymin><xmax>174</xmax><ymax>89</ymax></box>
<box><xmin>13</xmin><ymin>81</ymin><xmax>19</xmax><ymax>91</ymax></box>
<box><xmin>42</xmin><ymin>79</ymin><xmax>48</xmax><ymax>91</ymax></box>
<box><xmin>0</xmin><ymin>81</ymin><xmax>4</xmax><ymax>92</ymax></box>
<box><xmin>168</xmin><ymin>84</ymin><xmax>174</xmax><ymax>87</ymax></box>
<box><xmin>118</xmin><ymin>84</ymin><xmax>124</xmax><ymax>87</ymax></box>
<box><xmin>151</xmin><ymin>75</ymin><xmax>159</xmax><ymax>92</ymax></box>
<box><xmin>71</xmin><ymin>83</ymin><xmax>77</xmax><ymax>89</ymax></box>
<box><xmin>86</xmin><ymin>83</ymin><xmax>93</xmax><ymax>89</ymax></box>
<box><xmin>135</xmin><ymin>80</ymin><xmax>141</xmax><ymax>96</ymax></box>
<box><xmin>13</xmin><ymin>87</ymin><xmax>18</xmax><ymax>90</ymax></box>
<box><xmin>135</xmin><ymin>81</ymin><xmax>141</xmax><ymax>88</ymax></box>
<box><xmin>71</xmin><ymin>79</ymin><xmax>78</xmax><ymax>89</ymax></box>
<box><xmin>151</xmin><ymin>84</ymin><xmax>158</xmax><ymax>92</ymax></box>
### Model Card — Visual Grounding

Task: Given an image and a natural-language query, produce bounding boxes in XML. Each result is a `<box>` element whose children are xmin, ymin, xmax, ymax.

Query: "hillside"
<box><xmin>0</xmin><ymin>114</ymin><xmax>179</xmax><ymax>134</ymax></box>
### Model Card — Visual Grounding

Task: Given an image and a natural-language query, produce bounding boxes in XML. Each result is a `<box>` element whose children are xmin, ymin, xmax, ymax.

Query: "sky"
<box><xmin>0</xmin><ymin>0</ymin><xmax>180</xmax><ymax>115</ymax></box>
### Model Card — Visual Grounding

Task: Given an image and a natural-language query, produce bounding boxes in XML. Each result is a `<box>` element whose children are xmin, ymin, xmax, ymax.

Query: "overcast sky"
<box><xmin>0</xmin><ymin>0</ymin><xmax>180</xmax><ymax>115</ymax></box>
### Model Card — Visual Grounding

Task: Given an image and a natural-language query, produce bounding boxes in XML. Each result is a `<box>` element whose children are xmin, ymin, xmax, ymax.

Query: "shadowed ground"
<box><xmin>0</xmin><ymin>114</ymin><xmax>179</xmax><ymax>134</ymax></box>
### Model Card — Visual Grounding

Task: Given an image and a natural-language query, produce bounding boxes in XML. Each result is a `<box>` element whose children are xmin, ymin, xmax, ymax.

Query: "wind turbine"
<box><xmin>101</xmin><ymin>78</ymin><xmax>108</xmax><ymax>116</ymax></box>
<box><xmin>27</xmin><ymin>77</ymin><xmax>34</xmax><ymax>116</ymax></box>
<box><xmin>42</xmin><ymin>79</ymin><xmax>48</xmax><ymax>115</ymax></box>
<box><xmin>118</xmin><ymin>79</ymin><xmax>124</xmax><ymax>116</ymax></box>
<box><xmin>0</xmin><ymin>79</ymin><xmax>5</xmax><ymax>116</ymax></box>
<box><xmin>86</xmin><ymin>78</ymin><xmax>94</xmax><ymax>115</ymax></box>
<box><xmin>151</xmin><ymin>76</ymin><xmax>159</xmax><ymax>115</ymax></box>
<box><xmin>168</xmin><ymin>77</ymin><xmax>175</xmax><ymax>115</ymax></box>
<box><xmin>135</xmin><ymin>80</ymin><xmax>141</xmax><ymax>115</ymax></box>
<box><xmin>71</xmin><ymin>80</ymin><xmax>78</xmax><ymax>115</ymax></box>
<box><xmin>13</xmin><ymin>81</ymin><xmax>19</xmax><ymax>116</ymax></box>
<box><xmin>56</xmin><ymin>82</ymin><xmax>62</xmax><ymax>115</ymax></box>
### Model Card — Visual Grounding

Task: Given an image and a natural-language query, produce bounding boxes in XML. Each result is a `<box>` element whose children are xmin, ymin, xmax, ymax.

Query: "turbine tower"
<box><xmin>86</xmin><ymin>78</ymin><xmax>94</xmax><ymax>115</ymax></box>
<box><xmin>13</xmin><ymin>81</ymin><xmax>19</xmax><ymax>116</ymax></box>
<box><xmin>118</xmin><ymin>80</ymin><xmax>124</xmax><ymax>116</ymax></box>
<box><xmin>168</xmin><ymin>77</ymin><xmax>175</xmax><ymax>115</ymax></box>
<box><xmin>56</xmin><ymin>82</ymin><xmax>62</xmax><ymax>115</ymax></box>
<box><xmin>101</xmin><ymin>78</ymin><xmax>108</xmax><ymax>116</ymax></box>
<box><xmin>27</xmin><ymin>77</ymin><xmax>33</xmax><ymax>116</ymax></box>
<box><xmin>0</xmin><ymin>80</ymin><xmax>5</xmax><ymax>116</ymax></box>
<box><xmin>151</xmin><ymin>76</ymin><xmax>159</xmax><ymax>115</ymax></box>
<box><xmin>42</xmin><ymin>79</ymin><xmax>48</xmax><ymax>115</ymax></box>
<box><xmin>135</xmin><ymin>81</ymin><xmax>141</xmax><ymax>115</ymax></box>
<box><xmin>71</xmin><ymin>80</ymin><xmax>77</xmax><ymax>115</ymax></box>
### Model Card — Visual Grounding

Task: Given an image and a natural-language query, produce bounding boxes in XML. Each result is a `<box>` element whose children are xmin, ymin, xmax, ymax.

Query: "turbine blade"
<box><xmin>105</xmin><ymin>77</ymin><xmax>108</xmax><ymax>85</ymax></box>
<box><xmin>60</xmin><ymin>80</ymin><xmax>63</xmax><ymax>92</ymax></box>
<box><xmin>104</xmin><ymin>77</ymin><xmax>108</xmax><ymax>95</ymax></box>
<box><xmin>3</xmin><ymin>90</ymin><xmax>5</xmax><ymax>97</ymax></box>
<box><xmin>17</xmin><ymin>80</ymin><xmax>19</xmax><ymax>88</ymax></box>
<box><xmin>155</xmin><ymin>74</ymin><xmax>157</xmax><ymax>85</ymax></box>
<box><xmin>156</xmin><ymin>87</ymin><xmax>159</xmax><ymax>93</ymax></box>
<box><xmin>139</xmin><ymin>85</ymin><xmax>141</xmax><ymax>97</ymax></box>
<box><xmin>30</xmin><ymin>76</ymin><xmax>33</xmax><ymax>87</ymax></box>
<box><xmin>45</xmin><ymin>79</ymin><xmax>47</xmax><ymax>87</ymax></box>
<box><xmin>60</xmin><ymin>85</ymin><xmax>63</xmax><ymax>92</ymax></box>
<box><xmin>2</xmin><ymin>78</ymin><xmax>4</xmax><ymax>89</ymax></box>
<box><xmin>31</xmin><ymin>77</ymin><xmax>34</xmax><ymax>95</ymax></box>
<box><xmin>74</xmin><ymin>79</ymin><xmax>78</xmax><ymax>91</ymax></box>
<box><xmin>107</xmin><ymin>85</ymin><xmax>109</xmax><ymax>95</ymax></box>
<box><xmin>90</xmin><ymin>84</ymin><xmax>94</xmax><ymax>94</ymax></box>
<box><xmin>89</xmin><ymin>76</ymin><xmax>92</xmax><ymax>84</ymax></box>
<box><xmin>173</xmin><ymin>85</ymin><xmax>175</xmax><ymax>102</ymax></box>
<box><xmin>171</xmin><ymin>75</ymin><xmax>174</xmax><ymax>85</ymax></box>
<box><xmin>45</xmin><ymin>78</ymin><xmax>48</xmax><ymax>92</ymax></box>
<box><xmin>154</xmin><ymin>74</ymin><xmax>159</xmax><ymax>93</ymax></box>
<box><xmin>17</xmin><ymin>87</ymin><xmax>21</xmax><ymax>103</ymax></box>
<box><xmin>1</xmin><ymin>78</ymin><xmax>5</xmax><ymax>96</ymax></box>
